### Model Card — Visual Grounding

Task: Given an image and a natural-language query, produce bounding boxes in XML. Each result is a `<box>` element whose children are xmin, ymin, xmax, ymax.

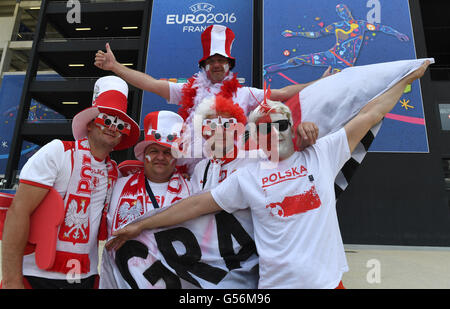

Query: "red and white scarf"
<box><xmin>48</xmin><ymin>138</ymin><xmax>118</xmax><ymax>274</ymax></box>
<box><xmin>178</xmin><ymin>70</ymin><xmax>242</xmax><ymax>122</ymax></box>
<box><xmin>176</xmin><ymin>70</ymin><xmax>242</xmax><ymax>167</ymax></box>
<box><xmin>111</xmin><ymin>169</ymin><xmax>191</xmax><ymax>234</ymax></box>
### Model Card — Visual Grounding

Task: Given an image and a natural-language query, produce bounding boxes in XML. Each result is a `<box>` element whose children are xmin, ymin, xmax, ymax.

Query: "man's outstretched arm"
<box><xmin>105</xmin><ymin>192</ymin><xmax>222</xmax><ymax>251</ymax></box>
<box><xmin>373</xmin><ymin>23</ymin><xmax>409</xmax><ymax>42</ymax></box>
<box><xmin>282</xmin><ymin>24</ymin><xmax>336</xmax><ymax>39</ymax></box>
<box><xmin>94</xmin><ymin>43</ymin><xmax>170</xmax><ymax>100</ymax></box>
<box><xmin>344</xmin><ymin>60</ymin><xmax>430</xmax><ymax>153</ymax></box>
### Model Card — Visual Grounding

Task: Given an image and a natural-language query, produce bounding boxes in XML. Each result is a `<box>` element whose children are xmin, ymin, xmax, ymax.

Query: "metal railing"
<box><xmin>42</xmin><ymin>35</ymin><xmax>141</xmax><ymax>42</ymax></box>
<box><xmin>24</xmin><ymin>118</ymin><xmax>73</xmax><ymax>124</ymax></box>
<box><xmin>49</xmin><ymin>0</ymin><xmax>145</xmax><ymax>3</ymax></box>
<box><xmin>33</xmin><ymin>75</ymin><xmax>98</xmax><ymax>81</ymax></box>
<box><xmin>16</xmin><ymin>32</ymin><xmax>35</xmax><ymax>41</ymax></box>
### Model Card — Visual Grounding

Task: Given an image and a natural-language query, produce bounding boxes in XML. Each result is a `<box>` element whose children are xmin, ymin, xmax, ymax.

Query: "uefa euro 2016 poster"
<box><xmin>263</xmin><ymin>0</ymin><xmax>429</xmax><ymax>153</ymax></box>
<box><xmin>141</xmin><ymin>0</ymin><xmax>253</xmax><ymax>126</ymax></box>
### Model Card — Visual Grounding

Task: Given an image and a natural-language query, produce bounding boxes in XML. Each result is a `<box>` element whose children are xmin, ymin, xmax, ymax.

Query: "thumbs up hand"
<box><xmin>94</xmin><ymin>42</ymin><xmax>117</xmax><ymax>71</ymax></box>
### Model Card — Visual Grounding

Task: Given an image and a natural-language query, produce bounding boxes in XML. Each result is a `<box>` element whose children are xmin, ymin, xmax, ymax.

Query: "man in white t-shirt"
<box><xmin>95</xmin><ymin>25</ymin><xmax>327</xmax><ymax>124</ymax></box>
<box><xmin>1</xmin><ymin>76</ymin><xmax>140</xmax><ymax>289</ymax></box>
<box><xmin>106</xmin><ymin>60</ymin><xmax>430</xmax><ymax>288</ymax></box>
<box><xmin>94</xmin><ymin>25</ymin><xmax>330</xmax><ymax>172</ymax></box>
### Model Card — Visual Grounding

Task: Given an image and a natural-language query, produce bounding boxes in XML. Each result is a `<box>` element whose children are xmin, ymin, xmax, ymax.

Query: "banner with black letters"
<box><xmin>100</xmin><ymin>211</ymin><xmax>258</xmax><ymax>289</ymax></box>
<box><xmin>99</xmin><ymin>175</ymin><xmax>258</xmax><ymax>289</ymax></box>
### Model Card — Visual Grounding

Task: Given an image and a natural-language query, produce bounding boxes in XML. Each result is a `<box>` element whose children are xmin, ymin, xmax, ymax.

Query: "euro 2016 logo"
<box><xmin>166</xmin><ymin>2</ymin><xmax>237</xmax><ymax>32</ymax></box>
<box><xmin>66</xmin><ymin>0</ymin><xmax>81</xmax><ymax>24</ymax></box>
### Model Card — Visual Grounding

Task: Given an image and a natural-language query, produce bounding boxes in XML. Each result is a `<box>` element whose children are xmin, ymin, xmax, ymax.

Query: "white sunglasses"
<box><xmin>202</xmin><ymin>116</ymin><xmax>237</xmax><ymax>130</ymax></box>
<box><xmin>95</xmin><ymin>113</ymin><xmax>131</xmax><ymax>135</ymax></box>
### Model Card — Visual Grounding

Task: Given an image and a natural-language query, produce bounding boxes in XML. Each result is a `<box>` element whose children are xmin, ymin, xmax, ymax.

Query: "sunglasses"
<box><xmin>95</xmin><ymin>113</ymin><xmax>131</xmax><ymax>135</ymax></box>
<box><xmin>257</xmin><ymin>119</ymin><xmax>291</xmax><ymax>135</ymax></box>
<box><xmin>202</xmin><ymin>117</ymin><xmax>237</xmax><ymax>135</ymax></box>
<box><xmin>150</xmin><ymin>130</ymin><xmax>178</xmax><ymax>142</ymax></box>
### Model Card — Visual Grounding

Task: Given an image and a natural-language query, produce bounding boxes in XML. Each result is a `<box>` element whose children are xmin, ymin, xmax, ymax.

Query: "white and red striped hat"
<box><xmin>134</xmin><ymin>110</ymin><xmax>184</xmax><ymax>161</ymax></box>
<box><xmin>199</xmin><ymin>24</ymin><xmax>235</xmax><ymax>69</ymax></box>
<box><xmin>72</xmin><ymin>75</ymin><xmax>140</xmax><ymax>150</ymax></box>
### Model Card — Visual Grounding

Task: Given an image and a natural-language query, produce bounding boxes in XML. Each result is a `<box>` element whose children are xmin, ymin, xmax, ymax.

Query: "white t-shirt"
<box><xmin>146</xmin><ymin>179</ymin><xmax>169</xmax><ymax>208</ymax></box>
<box><xmin>211</xmin><ymin>128</ymin><xmax>351</xmax><ymax>289</ymax></box>
<box><xmin>19</xmin><ymin>139</ymin><xmax>109</xmax><ymax>280</ymax></box>
<box><xmin>190</xmin><ymin>150</ymin><xmax>265</xmax><ymax>194</ymax></box>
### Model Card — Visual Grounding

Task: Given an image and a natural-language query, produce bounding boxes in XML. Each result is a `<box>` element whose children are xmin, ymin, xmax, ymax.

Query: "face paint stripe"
<box><xmin>145</xmin><ymin>155</ymin><xmax>152</xmax><ymax>163</ymax></box>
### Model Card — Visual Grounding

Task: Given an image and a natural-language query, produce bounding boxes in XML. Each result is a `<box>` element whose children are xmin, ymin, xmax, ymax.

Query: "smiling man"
<box><xmin>95</xmin><ymin>25</ymin><xmax>326</xmax><ymax>125</ymax></box>
<box><xmin>95</xmin><ymin>25</ymin><xmax>331</xmax><ymax>173</ymax></box>
<box><xmin>1</xmin><ymin>76</ymin><xmax>140</xmax><ymax>289</ymax></box>
<box><xmin>99</xmin><ymin>110</ymin><xmax>193</xmax><ymax>289</ymax></box>
<box><xmin>111</xmin><ymin>110</ymin><xmax>190</xmax><ymax>221</ymax></box>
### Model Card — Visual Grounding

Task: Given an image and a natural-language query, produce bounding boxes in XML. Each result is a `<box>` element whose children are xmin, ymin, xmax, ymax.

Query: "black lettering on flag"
<box><xmin>143</xmin><ymin>260</ymin><xmax>181</xmax><ymax>289</ymax></box>
<box><xmin>115</xmin><ymin>239</ymin><xmax>181</xmax><ymax>289</ymax></box>
<box><xmin>115</xmin><ymin>240</ymin><xmax>147</xmax><ymax>289</ymax></box>
<box><xmin>155</xmin><ymin>227</ymin><xmax>227</xmax><ymax>287</ymax></box>
<box><xmin>215</xmin><ymin>211</ymin><xmax>257</xmax><ymax>270</ymax></box>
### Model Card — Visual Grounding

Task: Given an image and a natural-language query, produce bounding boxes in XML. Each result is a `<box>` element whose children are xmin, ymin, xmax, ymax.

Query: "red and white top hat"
<box><xmin>134</xmin><ymin>111</ymin><xmax>184</xmax><ymax>161</ymax></box>
<box><xmin>199</xmin><ymin>24</ymin><xmax>235</xmax><ymax>69</ymax></box>
<box><xmin>72</xmin><ymin>76</ymin><xmax>140</xmax><ymax>151</ymax></box>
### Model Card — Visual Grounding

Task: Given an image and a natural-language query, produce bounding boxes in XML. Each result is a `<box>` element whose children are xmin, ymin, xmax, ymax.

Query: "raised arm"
<box><xmin>94</xmin><ymin>43</ymin><xmax>170</xmax><ymax>100</ymax></box>
<box><xmin>368</xmin><ymin>23</ymin><xmax>409</xmax><ymax>42</ymax></box>
<box><xmin>344</xmin><ymin>60</ymin><xmax>430</xmax><ymax>152</ymax></box>
<box><xmin>105</xmin><ymin>192</ymin><xmax>222</xmax><ymax>251</ymax></box>
<box><xmin>282</xmin><ymin>24</ymin><xmax>336</xmax><ymax>39</ymax></box>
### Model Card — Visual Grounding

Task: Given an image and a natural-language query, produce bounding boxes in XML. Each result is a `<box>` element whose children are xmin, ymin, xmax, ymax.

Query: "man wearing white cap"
<box><xmin>1</xmin><ymin>76</ymin><xmax>140</xmax><ymax>289</ymax></box>
<box><xmin>99</xmin><ymin>110</ymin><xmax>194</xmax><ymax>288</ymax></box>
<box><xmin>108</xmin><ymin>110</ymin><xmax>191</xmax><ymax>226</ymax></box>
<box><xmin>94</xmin><ymin>25</ymin><xmax>329</xmax><ymax>166</ymax></box>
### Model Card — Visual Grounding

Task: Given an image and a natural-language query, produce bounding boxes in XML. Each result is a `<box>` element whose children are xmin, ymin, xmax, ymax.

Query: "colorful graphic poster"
<box><xmin>263</xmin><ymin>0</ymin><xmax>429</xmax><ymax>152</ymax></box>
<box><xmin>140</xmin><ymin>0</ymin><xmax>254</xmax><ymax>126</ymax></box>
<box><xmin>0</xmin><ymin>74</ymin><xmax>65</xmax><ymax>175</ymax></box>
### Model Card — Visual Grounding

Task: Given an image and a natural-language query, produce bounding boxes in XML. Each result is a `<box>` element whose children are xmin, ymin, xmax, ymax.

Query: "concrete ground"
<box><xmin>1</xmin><ymin>242</ymin><xmax>449</xmax><ymax>288</ymax></box>
<box><xmin>342</xmin><ymin>244</ymin><xmax>450</xmax><ymax>289</ymax></box>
